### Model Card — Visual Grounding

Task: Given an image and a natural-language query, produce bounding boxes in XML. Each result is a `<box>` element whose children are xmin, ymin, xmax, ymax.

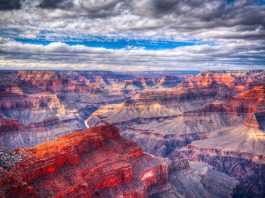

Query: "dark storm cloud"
<box><xmin>135</xmin><ymin>0</ymin><xmax>265</xmax><ymax>29</ymax></box>
<box><xmin>0</xmin><ymin>0</ymin><xmax>22</xmax><ymax>10</ymax></box>
<box><xmin>38</xmin><ymin>0</ymin><xmax>73</xmax><ymax>9</ymax></box>
<box><xmin>37</xmin><ymin>0</ymin><xmax>125</xmax><ymax>18</ymax></box>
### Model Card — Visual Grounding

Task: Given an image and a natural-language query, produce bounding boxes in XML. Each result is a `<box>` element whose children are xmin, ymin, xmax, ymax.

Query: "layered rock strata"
<box><xmin>0</xmin><ymin>70</ymin><xmax>192</xmax><ymax>148</ymax></box>
<box><xmin>86</xmin><ymin>71</ymin><xmax>265</xmax><ymax>197</ymax></box>
<box><xmin>0</xmin><ymin>125</ymin><xmax>173</xmax><ymax>198</ymax></box>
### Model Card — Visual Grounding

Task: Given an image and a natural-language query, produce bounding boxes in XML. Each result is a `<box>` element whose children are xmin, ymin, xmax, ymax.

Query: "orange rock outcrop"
<box><xmin>0</xmin><ymin>125</ymin><xmax>171</xmax><ymax>198</ymax></box>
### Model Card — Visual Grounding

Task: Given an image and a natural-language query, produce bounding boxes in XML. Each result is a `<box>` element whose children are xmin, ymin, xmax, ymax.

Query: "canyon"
<box><xmin>0</xmin><ymin>124</ymin><xmax>238</xmax><ymax>198</ymax></box>
<box><xmin>0</xmin><ymin>70</ymin><xmax>264</xmax><ymax>197</ymax></box>
<box><xmin>0</xmin><ymin>70</ymin><xmax>192</xmax><ymax>148</ymax></box>
<box><xmin>87</xmin><ymin>70</ymin><xmax>265</xmax><ymax>197</ymax></box>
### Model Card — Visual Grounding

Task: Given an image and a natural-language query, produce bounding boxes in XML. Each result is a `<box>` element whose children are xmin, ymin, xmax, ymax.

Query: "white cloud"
<box><xmin>0</xmin><ymin>39</ymin><xmax>264</xmax><ymax>70</ymax></box>
<box><xmin>0</xmin><ymin>0</ymin><xmax>264</xmax><ymax>70</ymax></box>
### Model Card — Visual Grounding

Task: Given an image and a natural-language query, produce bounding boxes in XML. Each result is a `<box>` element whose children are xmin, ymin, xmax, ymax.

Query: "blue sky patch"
<box><xmin>15</xmin><ymin>36</ymin><xmax>214</xmax><ymax>50</ymax></box>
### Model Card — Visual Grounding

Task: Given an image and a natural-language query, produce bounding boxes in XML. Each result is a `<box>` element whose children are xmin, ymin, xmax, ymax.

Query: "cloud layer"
<box><xmin>0</xmin><ymin>0</ymin><xmax>265</xmax><ymax>70</ymax></box>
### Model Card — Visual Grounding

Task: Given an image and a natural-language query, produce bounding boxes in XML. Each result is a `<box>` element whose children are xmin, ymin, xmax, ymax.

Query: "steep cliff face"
<box><xmin>180</xmin><ymin>70</ymin><xmax>263</xmax><ymax>89</ymax></box>
<box><xmin>0</xmin><ymin>115</ymin><xmax>21</xmax><ymax>133</ymax></box>
<box><xmin>0</xmin><ymin>88</ymin><xmax>84</xmax><ymax>148</ymax></box>
<box><xmin>124</xmin><ymin>77</ymin><xmax>159</xmax><ymax>90</ymax></box>
<box><xmin>86</xmin><ymin>86</ymin><xmax>219</xmax><ymax>129</ymax></box>
<box><xmin>121</xmin><ymin>109</ymin><xmax>245</xmax><ymax>157</ymax></box>
<box><xmin>158</xmin><ymin>76</ymin><xmax>183</xmax><ymax>87</ymax></box>
<box><xmin>1</xmin><ymin>71</ymin><xmax>187</xmax><ymax>98</ymax></box>
<box><xmin>0</xmin><ymin>90</ymin><xmax>65</xmax><ymax>123</ymax></box>
<box><xmin>154</xmin><ymin>161</ymin><xmax>239</xmax><ymax>198</ymax></box>
<box><xmin>0</xmin><ymin>114</ymin><xmax>85</xmax><ymax>148</ymax></box>
<box><xmin>171</xmin><ymin>124</ymin><xmax>265</xmax><ymax>197</ymax></box>
<box><xmin>0</xmin><ymin>125</ymin><xmax>174</xmax><ymax>198</ymax></box>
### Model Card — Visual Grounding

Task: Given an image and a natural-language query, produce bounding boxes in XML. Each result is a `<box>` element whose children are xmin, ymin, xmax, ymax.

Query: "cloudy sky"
<box><xmin>0</xmin><ymin>0</ymin><xmax>265</xmax><ymax>71</ymax></box>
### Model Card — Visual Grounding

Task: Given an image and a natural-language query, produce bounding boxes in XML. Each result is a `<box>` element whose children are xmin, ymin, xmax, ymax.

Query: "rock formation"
<box><xmin>1</xmin><ymin>70</ymin><xmax>265</xmax><ymax>197</ymax></box>
<box><xmin>87</xmin><ymin>70</ymin><xmax>265</xmax><ymax>197</ymax></box>
<box><xmin>0</xmin><ymin>70</ymin><xmax>190</xmax><ymax>148</ymax></box>
<box><xmin>0</xmin><ymin>124</ymin><xmax>239</xmax><ymax>198</ymax></box>
<box><xmin>0</xmin><ymin>125</ymin><xmax>174</xmax><ymax>197</ymax></box>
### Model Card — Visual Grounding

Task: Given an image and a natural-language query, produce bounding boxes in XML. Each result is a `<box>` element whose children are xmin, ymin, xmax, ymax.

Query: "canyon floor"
<box><xmin>0</xmin><ymin>70</ymin><xmax>264</xmax><ymax>198</ymax></box>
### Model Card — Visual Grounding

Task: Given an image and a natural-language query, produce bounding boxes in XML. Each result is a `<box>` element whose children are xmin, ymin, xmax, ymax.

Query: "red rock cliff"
<box><xmin>0</xmin><ymin>124</ymin><xmax>171</xmax><ymax>198</ymax></box>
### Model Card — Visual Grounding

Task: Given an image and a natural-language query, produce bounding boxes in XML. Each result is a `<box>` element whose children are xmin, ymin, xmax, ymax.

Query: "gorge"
<box><xmin>0</xmin><ymin>70</ymin><xmax>264</xmax><ymax>197</ymax></box>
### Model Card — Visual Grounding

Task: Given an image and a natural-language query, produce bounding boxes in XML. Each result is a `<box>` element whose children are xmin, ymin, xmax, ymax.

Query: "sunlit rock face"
<box><xmin>0</xmin><ymin>125</ymin><xmax>172</xmax><ymax>197</ymax></box>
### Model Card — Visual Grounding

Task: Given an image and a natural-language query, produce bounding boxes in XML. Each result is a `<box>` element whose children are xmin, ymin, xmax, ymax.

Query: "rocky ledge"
<box><xmin>0</xmin><ymin>124</ymin><xmax>174</xmax><ymax>198</ymax></box>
